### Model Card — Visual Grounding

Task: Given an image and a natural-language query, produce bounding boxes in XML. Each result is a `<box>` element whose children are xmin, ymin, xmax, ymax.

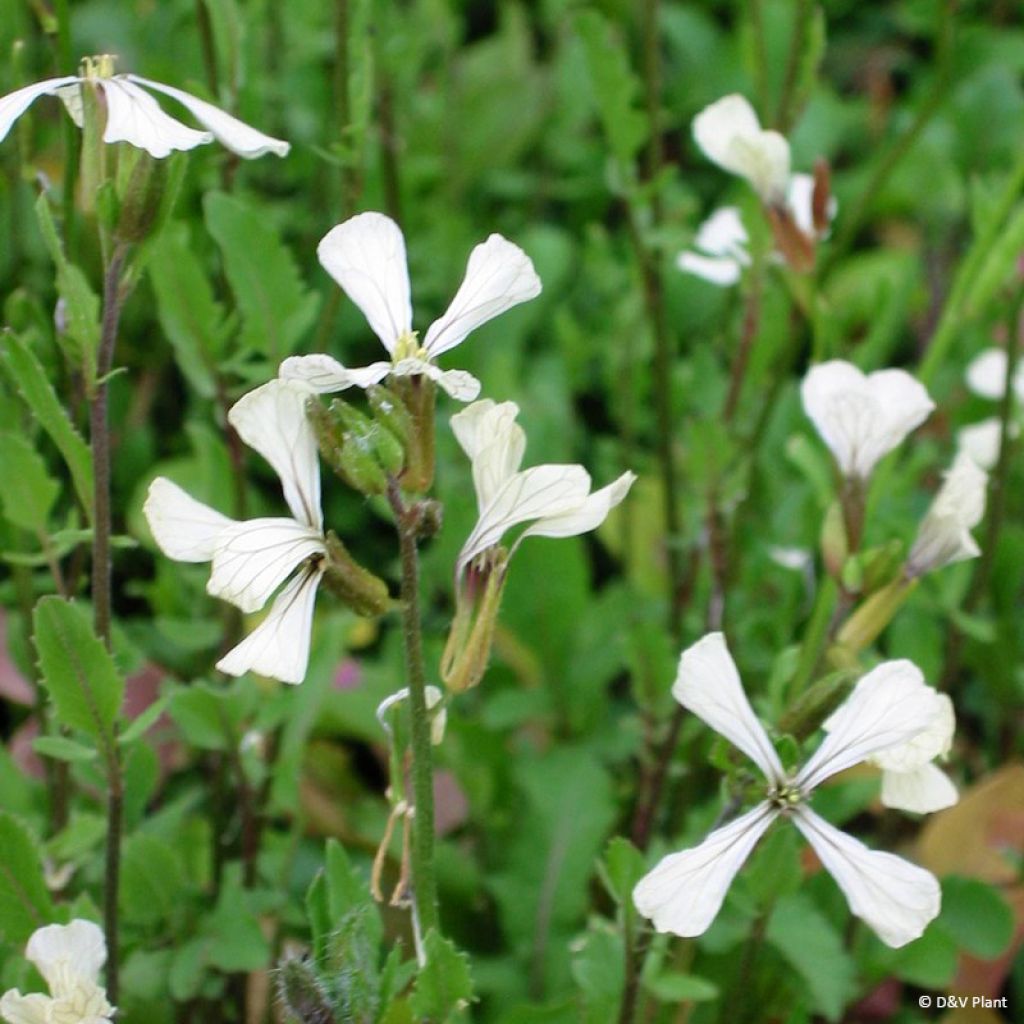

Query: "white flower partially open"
<box><xmin>801</xmin><ymin>360</ymin><xmax>935</xmax><ymax>480</ymax></box>
<box><xmin>376</xmin><ymin>685</ymin><xmax>447</xmax><ymax>745</ymax></box>
<box><xmin>965</xmin><ymin>348</ymin><xmax>1024</xmax><ymax>401</ymax></box>
<box><xmin>0</xmin><ymin>56</ymin><xmax>288</xmax><ymax>160</ymax></box>
<box><xmin>907</xmin><ymin>453</ymin><xmax>988</xmax><ymax>577</ymax></box>
<box><xmin>633</xmin><ymin>634</ymin><xmax>946</xmax><ymax>948</ymax></box>
<box><xmin>279</xmin><ymin>213</ymin><xmax>541</xmax><ymax>403</ymax></box>
<box><xmin>0</xmin><ymin>919</ymin><xmax>114</xmax><ymax>1024</ymax></box>
<box><xmin>451</xmin><ymin>400</ymin><xmax>635</xmax><ymax>575</ymax></box>
<box><xmin>144</xmin><ymin>380</ymin><xmax>326</xmax><ymax>684</ymax></box>
<box><xmin>692</xmin><ymin>94</ymin><xmax>790</xmax><ymax>205</ymax></box>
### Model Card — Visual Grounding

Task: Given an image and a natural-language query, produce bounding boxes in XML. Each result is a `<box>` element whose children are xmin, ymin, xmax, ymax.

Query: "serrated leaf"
<box><xmin>411</xmin><ymin>931</ymin><xmax>473</xmax><ymax>1020</ymax></box>
<box><xmin>0</xmin><ymin>813</ymin><xmax>55</xmax><ymax>942</ymax></box>
<box><xmin>0</xmin><ymin>432</ymin><xmax>59</xmax><ymax>531</ymax></box>
<box><xmin>203</xmin><ymin>192</ymin><xmax>319</xmax><ymax>361</ymax></box>
<box><xmin>33</xmin><ymin>596</ymin><xmax>123</xmax><ymax>749</ymax></box>
<box><xmin>1</xmin><ymin>334</ymin><xmax>93</xmax><ymax>520</ymax></box>
<box><xmin>33</xmin><ymin>735</ymin><xmax>98</xmax><ymax>762</ymax></box>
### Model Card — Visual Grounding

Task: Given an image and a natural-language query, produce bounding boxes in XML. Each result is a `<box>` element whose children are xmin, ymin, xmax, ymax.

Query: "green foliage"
<box><xmin>411</xmin><ymin>931</ymin><xmax>474</xmax><ymax>1021</ymax></box>
<box><xmin>0</xmin><ymin>813</ymin><xmax>55</xmax><ymax>943</ymax></box>
<box><xmin>0</xmin><ymin>432</ymin><xmax>59</xmax><ymax>532</ymax></box>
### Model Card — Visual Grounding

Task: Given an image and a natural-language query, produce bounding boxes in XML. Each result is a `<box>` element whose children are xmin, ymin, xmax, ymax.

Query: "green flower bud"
<box><xmin>322</xmin><ymin>532</ymin><xmax>393</xmax><ymax>617</ymax></box>
<box><xmin>276</xmin><ymin>955</ymin><xmax>336</xmax><ymax>1024</ymax></box>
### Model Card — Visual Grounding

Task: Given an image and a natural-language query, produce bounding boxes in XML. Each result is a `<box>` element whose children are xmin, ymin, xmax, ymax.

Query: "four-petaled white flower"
<box><xmin>906</xmin><ymin>453</ymin><xmax>988</xmax><ymax>577</ymax></box>
<box><xmin>692</xmin><ymin>94</ymin><xmax>790</xmax><ymax>206</ymax></box>
<box><xmin>633</xmin><ymin>633</ymin><xmax>945</xmax><ymax>948</ymax></box>
<box><xmin>451</xmin><ymin>400</ymin><xmax>635</xmax><ymax>575</ymax></box>
<box><xmin>965</xmin><ymin>348</ymin><xmax>1024</xmax><ymax>402</ymax></box>
<box><xmin>279</xmin><ymin>212</ymin><xmax>541</xmax><ymax>403</ymax></box>
<box><xmin>1</xmin><ymin>919</ymin><xmax>114</xmax><ymax>1024</ymax></box>
<box><xmin>144</xmin><ymin>379</ymin><xmax>327</xmax><ymax>684</ymax></box>
<box><xmin>801</xmin><ymin>360</ymin><xmax>935</xmax><ymax>480</ymax></box>
<box><xmin>0</xmin><ymin>55</ymin><xmax>288</xmax><ymax>160</ymax></box>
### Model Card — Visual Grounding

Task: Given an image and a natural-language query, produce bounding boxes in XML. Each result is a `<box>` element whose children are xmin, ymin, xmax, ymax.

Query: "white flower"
<box><xmin>1</xmin><ymin>919</ymin><xmax>114</xmax><ymax>1024</ymax></box>
<box><xmin>907</xmin><ymin>453</ymin><xmax>988</xmax><ymax>577</ymax></box>
<box><xmin>376</xmin><ymin>686</ymin><xmax>447</xmax><ymax>745</ymax></box>
<box><xmin>451</xmin><ymin>400</ymin><xmax>635</xmax><ymax>575</ymax></box>
<box><xmin>800</xmin><ymin>360</ymin><xmax>935</xmax><ymax>480</ymax></box>
<box><xmin>692</xmin><ymin>94</ymin><xmax>790</xmax><ymax>205</ymax></box>
<box><xmin>957</xmin><ymin>417</ymin><xmax>1015</xmax><ymax>471</ymax></box>
<box><xmin>144</xmin><ymin>379</ymin><xmax>327</xmax><ymax>684</ymax></box>
<box><xmin>965</xmin><ymin>348</ymin><xmax>1024</xmax><ymax>401</ymax></box>
<box><xmin>279</xmin><ymin>212</ymin><xmax>541</xmax><ymax>403</ymax></box>
<box><xmin>0</xmin><ymin>55</ymin><xmax>288</xmax><ymax>160</ymax></box>
<box><xmin>787</xmin><ymin>172</ymin><xmax>838</xmax><ymax>238</ymax></box>
<box><xmin>632</xmin><ymin>633</ymin><xmax>945</xmax><ymax>948</ymax></box>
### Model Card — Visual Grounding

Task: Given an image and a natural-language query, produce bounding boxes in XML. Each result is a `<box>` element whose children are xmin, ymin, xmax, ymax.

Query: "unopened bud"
<box><xmin>390</xmin><ymin>375</ymin><xmax>436</xmax><ymax>494</ymax></box>
<box><xmin>441</xmin><ymin>550</ymin><xmax>508</xmax><ymax>693</ymax></box>
<box><xmin>367</xmin><ymin>384</ymin><xmax>413</xmax><ymax>446</ymax></box>
<box><xmin>820</xmin><ymin>501</ymin><xmax>848</xmax><ymax>580</ymax></box>
<box><xmin>778</xmin><ymin>669</ymin><xmax>857</xmax><ymax>741</ymax></box>
<box><xmin>834</xmin><ymin>576</ymin><xmax>917</xmax><ymax>655</ymax></box>
<box><xmin>276</xmin><ymin>955</ymin><xmax>335</xmax><ymax>1024</ymax></box>
<box><xmin>115</xmin><ymin>148</ymin><xmax>166</xmax><ymax>242</ymax></box>
<box><xmin>322</xmin><ymin>532</ymin><xmax>393</xmax><ymax>617</ymax></box>
<box><xmin>812</xmin><ymin>158</ymin><xmax>832</xmax><ymax>237</ymax></box>
<box><xmin>767</xmin><ymin>204</ymin><xmax>815</xmax><ymax>273</ymax></box>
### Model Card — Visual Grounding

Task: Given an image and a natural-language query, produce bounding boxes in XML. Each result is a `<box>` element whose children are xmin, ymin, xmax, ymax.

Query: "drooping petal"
<box><xmin>671</xmin><ymin>632</ymin><xmax>785</xmax><ymax>784</ymax></box>
<box><xmin>518</xmin><ymin>471</ymin><xmax>636</xmax><ymax>543</ymax></box>
<box><xmin>376</xmin><ymin>685</ymin><xmax>447</xmax><ymax>745</ymax></box>
<box><xmin>143</xmin><ymin>477</ymin><xmax>234</xmax><ymax>562</ymax></box>
<box><xmin>99</xmin><ymin>78</ymin><xmax>212</xmax><ymax>158</ymax></box>
<box><xmin>798</xmin><ymin>660</ymin><xmax>944</xmax><ymax>792</ymax></box>
<box><xmin>0</xmin><ymin>76</ymin><xmax>81</xmax><ymax>144</ymax></box>
<box><xmin>633</xmin><ymin>801</ymin><xmax>778</xmax><ymax>937</ymax></box>
<box><xmin>390</xmin><ymin>357</ymin><xmax>481</xmax><ymax>402</ymax></box>
<box><xmin>26</xmin><ymin>920</ymin><xmax>107</xmax><ymax>992</ymax></box>
<box><xmin>208</xmin><ymin>518</ymin><xmax>325</xmax><ymax>614</ymax></box>
<box><xmin>793</xmin><ymin>806</ymin><xmax>941</xmax><ymax>948</ymax></box>
<box><xmin>316</xmin><ymin>213</ymin><xmax>412</xmax><ymax>354</ymax></box>
<box><xmin>871</xmin><ymin>692</ymin><xmax>954</xmax><ymax>773</ymax></box>
<box><xmin>127</xmin><ymin>75</ymin><xmax>289</xmax><ymax>158</ymax></box>
<box><xmin>0</xmin><ymin>990</ymin><xmax>52</xmax><ymax>1024</ymax></box>
<box><xmin>279</xmin><ymin>353</ymin><xmax>391</xmax><ymax>393</ymax></box>
<box><xmin>676</xmin><ymin>251</ymin><xmax>744</xmax><ymax>287</ymax></box>
<box><xmin>216</xmin><ymin>566</ymin><xmax>323</xmax><ymax>684</ymax></box>
<box><xmin>228</xmin><ymin>379</ymin><xmax>322</xmax><ymax>530</ymax></box>
<box><xmin>457</xmin><ymin>464</ymin><xmax>592</xmax><ymax>572</ymax></box>
<box><xmin>422</xmin><ymin>234</ymin><xmax>541</xmax><ymax>358</ymax></box>
<box><xmin>450</xmin><ymin>401</ymin><xmax>526</xmax><ymax>509</ymax></box>
<box><xmin>880</xmin><ymin>763</ymin><xmax>958</xmax><ymax>814</ymax></box>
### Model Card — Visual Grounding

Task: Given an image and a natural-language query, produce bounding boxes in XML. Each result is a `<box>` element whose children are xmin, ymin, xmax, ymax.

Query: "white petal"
<box><xmin>871</xmin><ymin>691</ymin><xmax>954</xmax><ymax>773</ymax></box>
<box><xmin>143</xmin><ymin>477</ymin><xmax>234</xmax><ymax>562</ymax></box>
<box><xmin>26</xmin><ymin>920</ymin><xmax>106</xmax><ymax>991</ymax></box>
<box><xmin>672</xmin><ymin>632</ymin><xmax>785</xmax><ymax>783</ymax></box>
<box><xmin>881</xmin><ymin>763</ymin><xmax>958</xmax><ymax>814</ymax></box>
<box><xmin>216</xmin><ymin>566</ymin><xmax>323</xmax><ymax>684</ymax></box>
<box><xmin>0</xmin><ymin>76</ymin><xmax>81</xmax><ymax>144</ymax></box>
<box><xmin>519</xmin><ymin>471</ymin><xmax>636</xmax><ymax>542</ymax></box>
<box><xmin>127</xmin><ymin>75</ymin><xmax>289</xmax><ymax>158</ymax></box>
<box><xmin>228</xmin><ymin>379</ymin><xmax>322</xmax><ymax>530</ymax></box>
<box><xmin>316</xmin><ymin>213</ymin><xmax>412</xmax><ymax>354</ymax></box>
<box><xmin>676</xmin><ymin>251</ymin><xmax>743</xmax><ymax>286</ymax></box>
<box><xmin>799</xmin><ymin>660</ymin><xmax>944</xmax><ymax>792</ymax></box>
<box><xmin>208</xmin><ymin>518</ymin><xmax>325</xmax><ymax>613</ymax></box>
<box><xmin>278</xmin><ymin>353</ymin><xmax>391</xmax><ymax>393</ymax></box>
<box><xmin>450</xmin><ymin>400</ymin><xmax>525</xmax><ymax>509</ymax></box>
<box><xmin>727</xmin><ymin>129</ymin><xmax>791</xmax><ymax>204</ymax></box>
<box><xmin>390</xmin><ymin>357</ymin><xmax>482</xmax><ymax>402</ymax></box>
<box><xmin>50</xmin><ymin>977</ymin><xmax>115</xmax><ymax>1022</ymax></box>
<box><xmin>793</xmin><ymin>807</ymin><xmax>941</xmax><ymax>947</ymax></box>
<box><xmin>633</xmin><ymin>801</ymin><xmax>778</xmax><ymax>936</ymax></box>
<box><xmin>692</xmin><ymin>94</ymin><xmax>762</xmax><ymax>175</ymax></box>
<box><xmin>423</xmin><ymin>234</ymin><xmax>542</xmax><ymax>358</ymax></box>
<box><xmin>957</xmin><ymin>418</ymin><xmax>1008</xmax><ymax>471</ymax></box>
<box><xmin>965</xmin><ymin>348</ymin><xmax>1024</xmax><ymax>400</ymax></box>
<box><xmin>99</xmin><ymin>78</ymin><xmax>212</xmax><ymax>158</ymax></box>
<box><xmin>457</xmin><ymin>464</ymin><xmax>592</xmax><ymax>571</ymax></box>
<box><xmin>0</xmin><ymin>991</ymin><xmax>53</xmax><ymax>1024</ymax></box>
<box><xmin>694</xmin><ymin>207</ymin><xmax>749</xmax><ymax>259</ymax></box>
<box><xmin>376</xmin><ymin>685</ymin><xmax>447</xmax><ymax>745</ymax></box>
<box><xmin>800</xmin><ymin>361</ymin><xmax>934</xmax><ymax>479</ymax></box>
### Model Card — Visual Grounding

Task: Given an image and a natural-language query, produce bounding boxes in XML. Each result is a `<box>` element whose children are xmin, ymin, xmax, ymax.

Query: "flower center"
<box><xmin>393</xmin><ymin>330</ymin><xmax>427</xmax><ymax>362</ymax></box>
<box><xmin>80</xmin><ymin>54</ymin><xmax>118</xmax><ymax>79</ymax></box>
<box><xmin>769</xmin><ymin>781</ymin><xmax>805</xmax><ymax>811</ymax></box>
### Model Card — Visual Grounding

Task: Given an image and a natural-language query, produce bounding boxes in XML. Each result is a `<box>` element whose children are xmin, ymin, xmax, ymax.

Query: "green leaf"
<box><xmin>32</xmin><ymin>735</ymin><xmax>98</xmax><ymax>762</ymax></box>
<box><xmin>0</xmin><ymin>432</ymin><xmax>59</xmax><ymax>532</ymax></box>
<box><xmin>0</xmin><ymin>813</ymin><xmax>55</xmax><ymax>942</ymax></box>
<box><xmin>765</xmin><ymin>892</ymin><xmax>857</xmax><ymax>1021</ymax></box>
<box><xmin>120</xmin><ymin>834</ymin><xmax>184</xmax><ymax>925</ymax></box>
<box><xmin>571</xmin><ymin>925</ymin><xmax>623</xmax><ymax>1023</ymax></box>
<box><xmin>599</xmin><ymin>836</ymin><xmax>646</xmax><ymax>907</ymax></box>
<box><xmin>167</xmin><ymin>684</ymin><xmax>232</xmax><ymax>750</ymax></box>
<box><xmin>1</xmin><ymin>334</ymin><xmax>93</xmax><ymax>519</ymax></box>
<box><xmin>33</xmin><ymin>597</ymin><xmax>123</xmax><ymax>749</ymax></box>
<box><xmin>203</xmin><ymin>192</ymin><xmax>320</xmax><ymax>361</ymax></box>
<box><xmin>643</xmin><ymin>972</ymin><xmax>719</xmax><ymax>1003</ymax></box>
<box><xmin>411</xmin><ymin>930</ymin><xmax>473</xmax><ymax>1020</ymax></box>
<box><xmin>119</xmin><ymin>695</ymin><xmax>170</xmax><ymax>745</ymax></box>
<box><xmin>888</xmin><ymin>926</ymin><xmax>958</xmax><ymax>988</ymax></box>
<box><xmin>937</xmin><ymin>876</ymin><xmax>1014</xmax><ymax>959</ymax></box>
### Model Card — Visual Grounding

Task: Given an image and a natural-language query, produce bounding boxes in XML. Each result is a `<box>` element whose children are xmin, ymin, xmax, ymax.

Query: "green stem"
<box><xmin>385</xmin><ymin>478</ymin><xmax>439</xmax><ymax>940</ymax></box>
<box><xmin>775</xmin><ymin>0</ymin><xmax>811</xmax><ymax>132</ymax></box>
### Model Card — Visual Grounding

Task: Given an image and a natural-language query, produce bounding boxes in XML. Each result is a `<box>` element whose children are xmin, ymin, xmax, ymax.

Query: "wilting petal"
<box><xmin>216</xmin><ymin>566</ymin><xmax>323</xmax><ymax>684</ymax></box>
<box><xmin>793</xmin><ymin>806</ymin><xmax>941</xmax><ymax>947</ymax></box>
<box><xmin>519</xmin><ymin>471</ymin><xmax>636</xmax><ymax>543</ymax></box>
<box><xmin>279</xmin><ymin>353</ymin><xmax>391</xmax><ymax>393</ymax></box>
<box><xmin>127</xmin><ymin>75</ymin><xmax>289</xmax><ymax>158</ymax></box>
<box><xmin>450</xmin><ymin>400</ymin><xmax>525</xmax><ymax>508</ymax></box>
<box><xmin>0</xmin><ymin>991</ymin><xmax>53</xmax><ymax>1024</ymax></box>
<box><xmin>881</xmin><ymin>763</ymin><xmax>958</xmax><ymax>814</ymax></box>
<box><xmin>317</xmin><ymin>213</ymin><xmax>412</xmax><ymax>354</ymax></box>
<box><xmin>228</xmin><ymin>379</ymin><xmax>322</xmax><ymax>530</ymax></box>
<box><xmin>376</xmin><ymin>685</ymin><xmax>447</xmax><ymax>745</ymax></box>
<box><xmin>390</xmin><ymin>357</ymin><xmax>481</xmax><ymax>402</ymax></box>
<box><xmin>0</xmin><ymin>76</ymin><xmax>80</xmax><ymax>143</ymax></box>
<box><xmin>458</xmin><ymin>464</ymin><xmax>591</xmax><ymax>571</ymax></box>
<box><xmin>26</xmin><ymin>920</ymin><xmax>106</xmax><ymax>992</ymax></box>
<box><xmin>422</xmin><ymin>234</ymin><xmax>541</xmax><ymax>358</ymax></box>
<box><xmin>677</xmin><ymin>251</ymin><xmax>744</xmax><ymax>286</ymax></box>
<box><xmin>633</xmin><ymin>801</ymin><xmax>777</xmax><ymax>936</ymax></box>
<box><xmin>208</xmin><ymin>518</ymin><xmax>325</xmax><ymax>614</ymax></box>
<box><xmin>672</xmin><ymin>632</ymin><xmax>785</xmax><ymax>784</ymax></box>
<box><xmin>799</xmin><ymin>660</ymin><xmax>944</xmax><ymax>791</ymax></box>
<box><xmin>99</xmin><ymin>78</ymin><xmax>212</xmax><ymax>158</ymax></box>
<box><xmin>143</xmin><ymin>477</ymin><xmax>234</xmax><ymax>562</ymax></box>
